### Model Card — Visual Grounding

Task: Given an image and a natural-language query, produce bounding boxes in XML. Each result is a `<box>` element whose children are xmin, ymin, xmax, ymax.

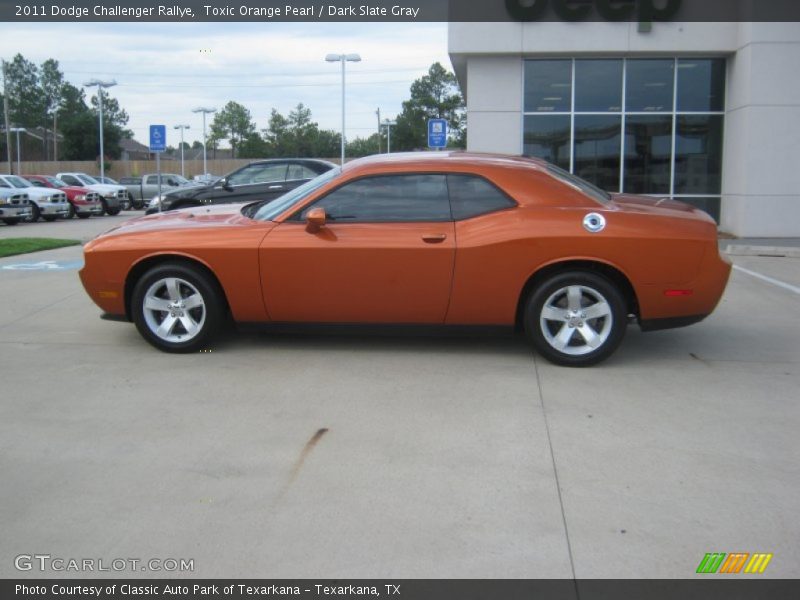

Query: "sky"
<box><xmin>2</xmin><ymin>21</ymin><xmax>451</xmax><ymax>147</ymax></box>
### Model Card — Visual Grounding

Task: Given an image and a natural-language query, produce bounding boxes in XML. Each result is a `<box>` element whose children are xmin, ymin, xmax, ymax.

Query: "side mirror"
<box><xmin>221</xmin><ymin>177</ymin><xmax>234</xmax><ymax>191</ymax></box>
<box><xmin>305</xmin><ymin>207</ymin><xmax>326</xmax><ymax>233</ymax></box>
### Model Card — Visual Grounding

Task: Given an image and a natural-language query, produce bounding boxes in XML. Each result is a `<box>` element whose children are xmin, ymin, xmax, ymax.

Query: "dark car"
<box><xmin>145</xmin><ymin>159</ymin><xmax>336</xmax><ymax>214</ymax></box>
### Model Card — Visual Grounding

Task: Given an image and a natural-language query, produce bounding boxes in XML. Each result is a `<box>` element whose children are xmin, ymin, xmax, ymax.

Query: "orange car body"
<box><xmin>80</xmin><ymin>153</ymin><xmax>731</xmax><ymax>334</ymax></box>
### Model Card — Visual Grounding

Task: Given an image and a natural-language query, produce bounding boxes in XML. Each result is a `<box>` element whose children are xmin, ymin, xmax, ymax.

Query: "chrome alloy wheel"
<box><xmin>142</xmin><ymin>277</ymin><xmax>206</xmax><ymax>343</ymax></box>
<box><xmin>539</xmin><ymin>285</ymin><xmax>613</xmax><ymax>356</ymax></box>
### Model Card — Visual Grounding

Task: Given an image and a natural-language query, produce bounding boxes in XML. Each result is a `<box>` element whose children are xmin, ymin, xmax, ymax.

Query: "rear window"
<box><xmin>447</xmin><ymin>175</ymin><xmax>516</xmax><ymax>220</ymax></box>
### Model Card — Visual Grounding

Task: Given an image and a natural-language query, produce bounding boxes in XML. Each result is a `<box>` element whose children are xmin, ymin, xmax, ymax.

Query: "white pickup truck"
<box><xmin>0</xmin><ymin>187</ymin><xmax>33</xmax><ymax>225</ymax></box>
<box><xmin>56</xmin><ymin>173</ymin><xmax>130</xmax><ymax>215</ymax></box>
<box><xmin>0</xmin><ymin>174</ymin><xmax>70</xmax><ymax>222</ymax></box>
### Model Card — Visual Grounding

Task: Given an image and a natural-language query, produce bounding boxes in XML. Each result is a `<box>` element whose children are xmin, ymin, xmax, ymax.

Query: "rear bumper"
<box><xmin>639</xmin><ymin>314</ymin><xmax>709</xmax><ymax>332</ymax></box>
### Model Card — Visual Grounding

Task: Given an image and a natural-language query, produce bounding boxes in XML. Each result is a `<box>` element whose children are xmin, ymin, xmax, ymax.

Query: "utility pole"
<box><xmin>2</xmin><ymin>60</ymin><xmax>12</xmax><ymax>174</ymax></box>
<box><xmin>376</xmin><ymin>107</ymin><xmax>381</xmax><ymax>154</ymax></box>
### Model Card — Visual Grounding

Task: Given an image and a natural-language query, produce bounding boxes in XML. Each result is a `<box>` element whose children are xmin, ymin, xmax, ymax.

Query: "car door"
<box><xmin>259</xmin><ymin>173</ymin><xmax>456</xmax><ymax>324</ymax></box>
<box><xmin>208</xmin><ymin>162</ymin><xmax>289</xmax><ymax>204</ymax></box>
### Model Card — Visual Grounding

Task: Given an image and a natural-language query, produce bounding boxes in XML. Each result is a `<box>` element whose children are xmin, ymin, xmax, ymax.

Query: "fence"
<box><xmin>4</xmin><ymin>158</ymin><xmax>343</xmax><ymax>180</ymax></box>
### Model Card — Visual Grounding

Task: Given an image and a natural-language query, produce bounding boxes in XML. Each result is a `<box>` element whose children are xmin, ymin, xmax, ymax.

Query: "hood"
<box><xmin>17</xmin><ymin>186</ymin><xmax>66</xmax><ymax>201</ymax></box>
<box><xmin>61</xmin><ymin>185</ymin><xmax>91</xmax><ymax>194</ymax></box>
<box><xmin>610</xmin><ymin>194</ymin><xmax>715</xmax><ymax>223</ymax></box>
<box><xmin>86</xmin><ymin>183</ymin><xmax>126</xmax><ymax>195</ymax></box>
<box><xmin>98</xmin><ymin>203</ymin><xmax>257</xmax><ymax>237</ymax></box>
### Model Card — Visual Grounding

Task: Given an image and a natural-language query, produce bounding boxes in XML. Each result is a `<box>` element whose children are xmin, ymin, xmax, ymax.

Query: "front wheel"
<box><xmin>106</xmin><ymin>205</ymin><xmax>121</xmax><ymax>216</ymax></box>
<box><xmin>28</xmin><ymin>204</ymin><xmax>41</xmax><ymax>222</ymax></box>
<box><xmin>3</xmin><ymin>218</ymin><xmax>20</xmax><ymax>225</ymax></box>
<box><xmin>524</xmin><ymin>271</ymin><xmax>627</xmax><ymax>367</ymax></box>
<box><xmin>131</xmin><ymin>263</ymin><xmax>224</xmax><ymax>353</ymax></box>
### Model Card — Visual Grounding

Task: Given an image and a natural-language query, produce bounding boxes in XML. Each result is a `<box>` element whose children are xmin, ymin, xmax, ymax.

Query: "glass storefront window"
<box><xmin>523</xmin><ymin>115</ymin><xmax>571</xmax><ymax>170</ymax></box>
<box><xmin>677</xmin><ymin>59</ymin><xmax>726</xmax><ymax>112</ymax></box>
<box><xmin>574</xmin><ymin>115</ymin><xmax>621</xmax><ymax>191</ymax></box>
<box><xmin>523</xmin><ymin>57</ymin><xmax>725</xmax><ymax>222</ymax></box>
<box><xmin>524</xmin><ymin>60</ymin><xmax>572</xmax><ymax>113</ymax></box>
<box><xmin>575</xmin><ymin>60</ymin><xmax>623</xmax><ymax>112</ymax></box>
<box><xmin>624</xmin><ymin>116</ymin><xmax>673</xmax><ymax>195</ymax></box>
<box><xmin>674</xmin><ymin>115</ymin><xmax>724</xmax><ymax>195</ymax></box>
<box><xmin>625</xmin><ymin>59</ymin><xmax>675</xmax><ymax>112</ymax></box>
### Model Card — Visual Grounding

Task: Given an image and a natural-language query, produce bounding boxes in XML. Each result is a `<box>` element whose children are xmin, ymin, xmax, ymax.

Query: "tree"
<box><xmin>55</xmin><ymin>83</ymin><xmax>95</xmax><ymax>160</ymax></box>
<box><xmin>346</xmin><ymin>134</ymin><xmax>380</xmax><ymax>157</ymax></box>
<box><xmin>392</xmin><ymin>62</ymin><xmax>466</xmax><ymax>151</ymax></box>
<box><xmin>4</xmin><ymin>54</ymin><xmax>44</xmax><ymax>129</ymax></box>
<box><xmin>262</xmin><ymin>108</ymin><xmax>290</xmax><ymax>157</ymax></box>
<box><xmin>40</xmin><ymin>59</ymin><xmax>64</xmax><ymax>159</ymax></box>
<box><xmin>209</xmin><ymin>101</ymin><xmax>255</xmax><ymax>158</ymax></box>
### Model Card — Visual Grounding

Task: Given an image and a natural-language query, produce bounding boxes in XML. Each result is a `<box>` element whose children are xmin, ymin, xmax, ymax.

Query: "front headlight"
<box><xmin>76</xmin><ymin>194</ymin><xmax>86</xmax><ymax>201</ymax></box>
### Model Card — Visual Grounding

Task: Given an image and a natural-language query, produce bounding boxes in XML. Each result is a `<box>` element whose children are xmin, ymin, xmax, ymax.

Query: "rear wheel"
<box><xmin>131</xmin><ymin>263</ymin><xmax>224</xmax><ymax>353</ymax></box>
<box><xmin>524</xmin><ymin>271</ymin><xmax>627</xmax><ymax>367</ymax></box>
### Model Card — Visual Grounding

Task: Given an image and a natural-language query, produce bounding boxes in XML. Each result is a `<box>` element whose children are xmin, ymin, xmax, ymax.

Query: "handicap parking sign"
<box><xmin>428</xmin><ymin>119</ymin><xmax>448</xmax><ymax>149</ymax></box>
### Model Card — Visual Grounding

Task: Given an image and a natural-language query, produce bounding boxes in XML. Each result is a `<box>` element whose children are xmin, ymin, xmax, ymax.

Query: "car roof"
<box><xmin>342</xmin><ymin>151</ymin><xmax>550</xmax><ymax>176</ymax></box>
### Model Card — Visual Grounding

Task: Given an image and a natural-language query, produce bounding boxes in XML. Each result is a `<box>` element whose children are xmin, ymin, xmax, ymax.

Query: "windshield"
<box><xmin>251</xmin><ymin>168</ymin><xmax>340</xmax><ymax>221</ymax></box>
<box><xmin>78</xmin><ymin>174</ymin><xmax>99</xmax><ymax>185</ymax></box>
<box><xmin>45</xmin><ymin>176</ymin><xmax>67</xmax><ymax>187</ymax></box>
<box><xmin>545</xmin><ymin>163</ymin><xmax>611</xmax><ymax>205</ymax></box>
<box><xmin>171</xmin><ymin>175</ymin><xmax>191</xmax><ymax>185</ymax></box>
<box><xmin>6</xmin><ymin>176</ymin><xmax>33</xmax><ymax>189</ymax></box>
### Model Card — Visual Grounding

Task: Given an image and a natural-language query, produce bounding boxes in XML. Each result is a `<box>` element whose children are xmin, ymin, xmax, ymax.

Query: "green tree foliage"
<box><xmin>4</xmin><ymin>54</ymin><xmax>45</xmax><ymax>129</ymax></box>
<box><xmin>209</xmin><ymin>101</ymin><xmax>256</xmax><ymax>158</ymax></box>
<box><xmin>392</xmin><ymin>62</ymin><xmax>466</xmax><ymax>151</ymax></box>
<box><xmin>346</xmin><ymin>133</ymin><xmax>381</xmax><ymax>157</ymax></box>
<box><xmin>242</xmin><ymin>104</ymin><xmax>340</xmax><ymax>159</ymax></box>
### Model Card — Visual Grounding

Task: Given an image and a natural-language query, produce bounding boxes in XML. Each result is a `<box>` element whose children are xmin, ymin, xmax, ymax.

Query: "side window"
<box><xmin>447</xmin><ymin>174</ymin><xmax>516</xmax><ymax>220</ymax></box>
<box><xmin>296</xmin><ymin>174</ymin><xmax>450</xmax><ymax>222</ymax></box>
<box><xmin>61</xmin><ymin>175</ymin><xmax>79</xmax><ymax>186</ymax></box>
<box><xmin>228</xmin><ymin>163</ymin><xmax>287</xmax><ymax>186</ymax></box>
<box><xmin>30</xmin><ymin>180</ymin><xmax>45</xmax><ymax>187</ymax></box>
<box><xmin>144</xmin><ymin>176</ymin><xmax>155</xmax><ymax>185</ymax></box>
<box><xmin>286</xmin><ymin>164</ymin><xmax>318</xmax><ymax>181</ymax></box>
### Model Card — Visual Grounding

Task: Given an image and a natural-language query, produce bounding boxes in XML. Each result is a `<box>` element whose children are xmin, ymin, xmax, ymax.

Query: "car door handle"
<box><xmin>268</xmin><ymin>185</ymin><xmax>284</xmax><ymax>190</ymax></box>
<box><xmin>421</xmin><ymin>233</ymin><xmax>448</xmax><ymax>244</ymax></box>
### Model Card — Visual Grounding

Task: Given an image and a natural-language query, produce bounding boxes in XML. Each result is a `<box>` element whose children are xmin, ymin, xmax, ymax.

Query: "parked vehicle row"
<box><xmin>0</xmin><ymin>172</ymin><xmax>137</xmax><ymax>223</ymax></box>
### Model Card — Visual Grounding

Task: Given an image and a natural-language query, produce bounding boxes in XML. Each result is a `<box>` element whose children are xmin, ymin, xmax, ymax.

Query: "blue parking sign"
<box><xmin>149</xmin><ymin>125</ymin><xmax>166</xmax><ymax>152</ymax></box>
<box><xmin>428</xmin><ymin>119</ymin><xmax>448</xmax><ymax>149</ymax></box>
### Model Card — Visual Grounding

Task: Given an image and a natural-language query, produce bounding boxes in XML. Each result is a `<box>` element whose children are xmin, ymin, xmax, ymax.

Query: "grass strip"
<box><xmin>0</xmin><ymin>238</ymin><xmax>82</xmax><ymax>258</ymax></box>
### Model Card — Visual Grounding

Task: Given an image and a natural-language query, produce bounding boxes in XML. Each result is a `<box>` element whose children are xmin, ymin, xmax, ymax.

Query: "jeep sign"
<box><xmin>505</xmin><ymin>0</ymin><xmax>683</xmax><ymax>22</ymax></box>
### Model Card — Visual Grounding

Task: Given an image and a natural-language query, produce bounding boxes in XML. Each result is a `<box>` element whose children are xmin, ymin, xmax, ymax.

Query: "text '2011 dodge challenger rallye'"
<box><xmin>80</xmin><ymin>153</ymin><xmax>731</xmax><ymax>366</ymax></box>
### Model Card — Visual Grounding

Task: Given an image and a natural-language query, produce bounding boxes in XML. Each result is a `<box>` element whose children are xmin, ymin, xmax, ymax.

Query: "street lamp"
<box><xmin>9</xmin><ymin>127</ymin><xmax>25</xmax><ymax>174</ymax></box>
<box><xmin>192</xmin><ymin>107</ymin><xmax>216</xmax><ymax>178</ymax></box>
<box><xmin>83</xmin><ymin>79</ymin><xmax>117</xmax><ymax>181</ymax></box>
<box><xmin>382</xmin><ymin>119</ymin><xmax>396</xmax><ymax>154</ymax></box>
<box><xmin>325</xmin><ymin>53</ymin><xmax>361</xmax><ymax>166</ymax></box>
<box><xmin>173</xmin><ymin>124</ymin><xmax>190</xmax><ymax>177</ymax></box>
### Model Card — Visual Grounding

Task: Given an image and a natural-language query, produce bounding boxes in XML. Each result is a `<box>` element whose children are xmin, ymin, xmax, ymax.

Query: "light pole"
<box><xmin>192</xmin><ymin>107</ymin><xmax>216</xmax><ymax>178</ymax></box>
<box><xmin>382</xmin><ymin>119</ymin><xmax>396</xmax><ymax>154</ymax></box>
<box><xmin>173</xmin><ymin>124</ymin><xmax>190</xmax><ymax>177</ymax></box>
<box><xmin>325</xmin><ymin>53</ymin><xmax>361</xmax><ymax>166</ymax></box>
<box><xmin>9</xmin><ymin>127</ymin><xmax>25</xmax><ymax>173</ymax></box>
<box><xmin>83</xmin><ymin>79</ymin><xmax>117</xmax><ymax>181</ymax></box>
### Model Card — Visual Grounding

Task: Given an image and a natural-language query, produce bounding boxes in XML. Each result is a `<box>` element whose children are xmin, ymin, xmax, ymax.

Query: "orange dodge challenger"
<box><xmin>80</xmin><ymin>153</ymin><xmax>731</xmax><ymax>366</ymax></box>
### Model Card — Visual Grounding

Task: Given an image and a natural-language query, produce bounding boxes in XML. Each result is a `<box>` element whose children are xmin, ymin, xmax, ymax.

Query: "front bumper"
<box><xmin>0</xmin><ymin>205</ymin><xmax>32</xmax><ymax>220</ymax></box>
<box><xmin>39</xmin><ymin>203</ymin><xmax>70</xmax><ymax>217</ymax></box>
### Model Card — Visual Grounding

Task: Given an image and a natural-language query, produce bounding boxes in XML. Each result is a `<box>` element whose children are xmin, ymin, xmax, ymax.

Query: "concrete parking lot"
<box><xmin>0</xmin><ymin>215</ymin><xmax>798</xmax><ymax>579</ymax></box>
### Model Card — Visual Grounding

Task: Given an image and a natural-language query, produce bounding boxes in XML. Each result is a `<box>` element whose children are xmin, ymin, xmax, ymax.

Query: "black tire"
<box><xmin>106</xmin><ymin>205</ymin><xmax>121</xmax><ymax>216</ymax></box>
<box><xmin>99</xmin><ymin>198</ymin><xmax>109</xmax><ymax>216</ymax></box>
<box><xmin>29</xmin><ymin>203</ymin><xmax>41</xmax><ymax>222</ymax></box>
<box><xmin>3</xmin><ymin>219</ymin><xmax>20</xmax><ymax>225</ymax></box>
<box><xmin>131</xmin><ymin>198</ymin><xmax>144</xmax><ymax>210</ymax></box>
<box><xmin>43</xmin><ymin>215</ymin><xmax>58</xmax><ymax>222</ymax></box>
<box><xmin>524</xmin><ymin>271</ymin><xmax>627</xmax><ymax>367</ymax></box>
<box><xmin>66</xmin><ymin>204</ymin><xmax>76</xmax><ymax>219</ymax></box>
<box><xmin>77</xmin><ymin>212</ymin><xmax>91</xmax><ymax>219</ymax></box>
<box><xmin>131</xmin><ymin>262</ymin><xmax>224</xmax><ymax>353</ymax></box>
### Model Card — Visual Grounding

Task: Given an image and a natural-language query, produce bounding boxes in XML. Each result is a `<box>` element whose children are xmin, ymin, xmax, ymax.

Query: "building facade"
<box><xmin>449</xmin><ymin>21</ymin><xmax>800</xmax><ymax>237</ymax></box>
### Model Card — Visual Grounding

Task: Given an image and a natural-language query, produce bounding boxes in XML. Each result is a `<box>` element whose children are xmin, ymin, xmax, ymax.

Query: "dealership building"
<box><xmin>448</xmin><ymin>18</ymin><xmax>800</xmax><ymax>237</ymax></box>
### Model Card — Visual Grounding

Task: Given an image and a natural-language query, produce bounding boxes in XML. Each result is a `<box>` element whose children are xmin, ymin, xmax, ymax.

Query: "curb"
<box><xmin>724</xmin><ymin>245</ymin><xmax>800</xmax><ymax>258</ymax></box>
